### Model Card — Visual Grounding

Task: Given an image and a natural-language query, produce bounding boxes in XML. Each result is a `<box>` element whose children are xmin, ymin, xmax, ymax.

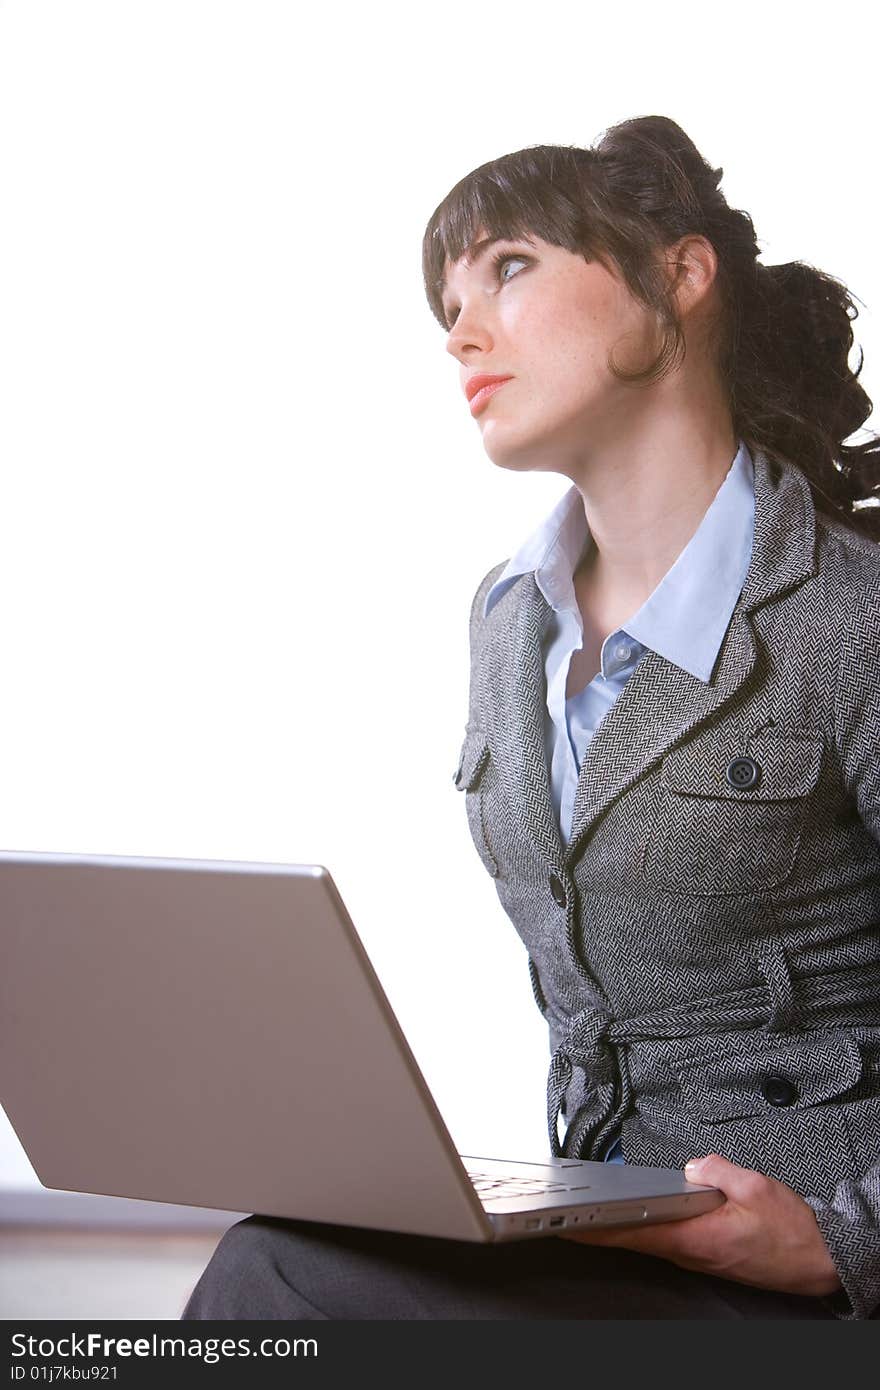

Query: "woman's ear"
<box><xmin>665</xmin><ymin>235</ymin><xmax>720</xmax><ymax>317</ymax></box>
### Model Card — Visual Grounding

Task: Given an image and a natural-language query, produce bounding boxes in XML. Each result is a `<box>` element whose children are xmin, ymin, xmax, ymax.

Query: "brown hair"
<box><xmin>422</xmin><ymin>115</ymin><xmax>880</xmax><ymax>542</ymax></box>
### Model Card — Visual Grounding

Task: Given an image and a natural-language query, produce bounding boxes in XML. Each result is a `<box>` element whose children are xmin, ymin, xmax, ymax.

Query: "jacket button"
<box><xmin>549</xmin><ymin>872</ymin><xmax>567</xmax><ymax>909</ymax></box>
<box><xmin>725</xmin><ymin>756</ymin><xmax>761</xmax><ymax>790</ymax></box>
<box><xmin>761</xmin><ymin>1073</ymin><xmax>799</xmax><ymax>1107</ymax></box>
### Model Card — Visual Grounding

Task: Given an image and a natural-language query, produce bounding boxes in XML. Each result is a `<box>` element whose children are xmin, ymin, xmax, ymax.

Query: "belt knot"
<box><xmin>547</xmin><ymin>1003</ymin><xmax>618</xmax><ymax>1158</ymax></box>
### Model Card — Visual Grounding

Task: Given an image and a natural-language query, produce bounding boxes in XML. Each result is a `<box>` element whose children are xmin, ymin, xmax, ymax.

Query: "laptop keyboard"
<box><xmin>463</xmin><ymin>1166</ymin><xmax>570</xmax><ymax>1201</ymax></box>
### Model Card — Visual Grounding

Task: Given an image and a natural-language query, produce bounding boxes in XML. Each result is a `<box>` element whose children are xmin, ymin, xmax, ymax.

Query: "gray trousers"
<box><xmin>181</xmin><ymin>1216</ymin><xmax>837</xmax><ymax>1320</ymax></box>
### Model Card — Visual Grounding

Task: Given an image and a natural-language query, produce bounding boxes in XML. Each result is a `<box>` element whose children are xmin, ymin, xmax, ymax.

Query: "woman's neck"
<box><xmin>569</xmin><ymin>410</ymin><xmax>739</xmax><ymax>605</ymax></box>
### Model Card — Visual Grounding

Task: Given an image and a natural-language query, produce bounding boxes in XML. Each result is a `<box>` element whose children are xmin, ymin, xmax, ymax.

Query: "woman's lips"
<box><xmin>469</xmin><ymin>378</ymin><xmax>512</xmax><ymax>417</ymax></box>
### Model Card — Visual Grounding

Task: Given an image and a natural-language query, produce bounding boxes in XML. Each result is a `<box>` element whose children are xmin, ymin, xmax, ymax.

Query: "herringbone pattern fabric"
<box><xmin>455</xmin><ymin>448</ymin><xmax>880</xmax><ymax>1319</ymax></box>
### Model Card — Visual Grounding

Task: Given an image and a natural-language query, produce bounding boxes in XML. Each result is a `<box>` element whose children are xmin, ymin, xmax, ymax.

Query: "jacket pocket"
<box><xmin>454</xmin><ymin>726</ymin><xmax>499</xmax><ymax>878</ymax></box>
<box><xmin>675</xmin><ymin>1032</ymin><xmax>863</xmax><ymax>1122</ymax></box>
<box><xmin>644</xmin><ymin>725</ymin><xmax>824</xmax><ymax>894</ymax></box>
<box><xmin>662</xmin><ymin>726</ymin><xmax>824</xmax><ymax>800</ymax></box>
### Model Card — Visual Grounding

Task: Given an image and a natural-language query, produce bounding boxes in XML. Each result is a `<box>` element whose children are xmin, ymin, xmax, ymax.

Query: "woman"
<box><xmin>183</xmin><ymin>115</ymin><xmax>880</xmax><ymax>1320</ymax></box>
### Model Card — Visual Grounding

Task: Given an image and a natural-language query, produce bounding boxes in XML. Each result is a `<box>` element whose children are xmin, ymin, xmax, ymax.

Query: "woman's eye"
<box><xmin>494</xmin><ymin>253</ymin><xmax>529</xmax><ymax>282</ymax></box>
<box><xmin>444</xmin><ymin>252</ymin><xmax>530</xmax><ymax>330</ymax></box>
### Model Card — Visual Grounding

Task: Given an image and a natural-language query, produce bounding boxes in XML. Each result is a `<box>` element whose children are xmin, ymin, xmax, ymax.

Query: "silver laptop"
<box><xmin>0</xmin><ymin>850</ymin><xmax>723</xmax><ymax>1242</ymax></box>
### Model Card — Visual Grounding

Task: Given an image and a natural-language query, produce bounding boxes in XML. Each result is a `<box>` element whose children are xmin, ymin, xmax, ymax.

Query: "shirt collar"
<box><xmin>483</xmin><ymin>441</ymin><xmax>756</xmax><ymax>684</ymax></box>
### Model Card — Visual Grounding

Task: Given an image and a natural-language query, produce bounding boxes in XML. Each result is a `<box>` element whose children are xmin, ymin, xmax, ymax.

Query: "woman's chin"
<box><xmin>482</xmin><ymin>433</ymin><xmax>559</xmax><ymax>474</ymax></box>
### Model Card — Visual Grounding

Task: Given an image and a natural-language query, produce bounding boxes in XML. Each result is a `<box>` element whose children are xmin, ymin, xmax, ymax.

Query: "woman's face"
<box><xmin>440</xmin><ymin>229</ymin><xmax>664</xmax><ymax>476</ymax></box>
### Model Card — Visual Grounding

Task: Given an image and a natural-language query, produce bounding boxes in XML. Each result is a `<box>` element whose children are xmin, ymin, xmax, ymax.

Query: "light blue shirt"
<box><xmin>483</xmin><ymin>440</ymin><xmax>756</xmax><ymax>1160</ymax></box>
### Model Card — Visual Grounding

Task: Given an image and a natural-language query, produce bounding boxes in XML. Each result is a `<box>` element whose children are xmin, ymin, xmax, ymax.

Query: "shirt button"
<box><xmin>614</xmin><ymin>642</ymin><xmax>631</xmax><ymax>662</ymax></box>
<box><xmin>549</xmin><ymin>872</ymin><xmax>567</xmax><ymax>909</ymax></box>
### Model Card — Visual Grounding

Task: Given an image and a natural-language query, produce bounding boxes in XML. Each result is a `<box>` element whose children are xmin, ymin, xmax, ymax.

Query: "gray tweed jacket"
<box><xmin>455</xmin><ymin>447</ymin><xmax>880</xmax><ymax>1318</ymax></box>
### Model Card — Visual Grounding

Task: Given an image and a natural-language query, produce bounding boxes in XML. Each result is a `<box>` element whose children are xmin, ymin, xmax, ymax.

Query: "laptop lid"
<box><xmin>0</xmin><ymin>850</ymin><xmax>492</xmax><ymax>1242</ymax></box>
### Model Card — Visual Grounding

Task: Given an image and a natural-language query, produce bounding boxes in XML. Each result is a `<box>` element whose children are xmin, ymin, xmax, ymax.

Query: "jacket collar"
<box><xmin>476</xmin><ymin>448</ymin><xmax>819</xmax><ymax>866</ymax></box>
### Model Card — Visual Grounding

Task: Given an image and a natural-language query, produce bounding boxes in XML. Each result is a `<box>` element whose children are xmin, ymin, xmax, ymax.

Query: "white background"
<box><xmin>0</xmin><ymin>1</ymin><xmax>876</xmax><ymax>1190</ymax></box>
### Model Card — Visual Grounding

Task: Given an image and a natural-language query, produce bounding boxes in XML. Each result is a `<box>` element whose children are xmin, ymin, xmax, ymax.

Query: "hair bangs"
<box><xmin>422</xmin><ymin>148</ymin><xmax>590</xmax><ymax>328</ymax></box>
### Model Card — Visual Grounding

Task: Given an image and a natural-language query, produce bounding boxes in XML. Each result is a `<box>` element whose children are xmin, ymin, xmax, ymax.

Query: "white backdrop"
<box><xmin>0</xmin><ymin>1</ymin><xmax>876</xmax><ymax>1192</ymax></box>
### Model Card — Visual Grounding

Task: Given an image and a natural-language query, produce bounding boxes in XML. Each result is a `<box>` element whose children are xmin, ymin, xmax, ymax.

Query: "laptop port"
<box><xmin>548</xmin><ymin>1216</ymin><xmax>565</xmax><ymax>1227</ymax></box>
<box><xmin>525</xmin><ymin>1218</ymin><xmax>541</xmax><ymax>1230</ymax></box>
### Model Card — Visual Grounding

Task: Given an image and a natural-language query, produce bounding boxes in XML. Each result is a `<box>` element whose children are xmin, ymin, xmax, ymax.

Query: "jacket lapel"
<box><xmin>565</xmin><ymin>603</ymin><xmax>758</xmax><ymax>859</ymax></box>
<box><xmin>477</xmin><ymin>447</ymin><xmax>819</xmax><ymax>868</ymax></box>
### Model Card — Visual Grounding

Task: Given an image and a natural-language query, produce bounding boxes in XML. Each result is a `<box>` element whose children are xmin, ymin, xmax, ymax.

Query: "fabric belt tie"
<box><xmin>545</xmin><ymin>960</ymin><xmax>880</xmax><ymax>1161</ymax></box>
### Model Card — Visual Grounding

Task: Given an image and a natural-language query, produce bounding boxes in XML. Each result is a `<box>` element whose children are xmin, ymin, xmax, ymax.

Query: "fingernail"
<box><xmin>684</xmin><ymin>1158</ymin><xmax>702</xmax><ymax>1174</ymax></box>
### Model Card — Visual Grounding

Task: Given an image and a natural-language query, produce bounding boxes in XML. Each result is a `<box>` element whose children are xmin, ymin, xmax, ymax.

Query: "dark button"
<box><xmin>761</xmin><ymin>1073</ymin><xmax>799</xmax><ymax>1107</ymax></box>
<box><xmin>725</xmin><ymin>756</ymin><xmax>761</xmax><ymax>790</ymax></box>
<box><xmin>549</xmin><ymin>872</ymin><xmax>567</xmax><ymax>909</ymax></box>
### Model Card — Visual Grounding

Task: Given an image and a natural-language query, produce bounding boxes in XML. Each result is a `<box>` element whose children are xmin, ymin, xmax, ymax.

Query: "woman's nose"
<box><xmin>445</xmin><ymin>304</ymin><xmax>493</xmax><ymax>361</ymax></box>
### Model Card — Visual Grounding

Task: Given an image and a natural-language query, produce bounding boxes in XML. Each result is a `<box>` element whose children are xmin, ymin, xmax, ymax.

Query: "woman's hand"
<box><xmin>557</xmin><ymin>1153</ymin><xmax>842</xmax><ymax>1298</ymax></box>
